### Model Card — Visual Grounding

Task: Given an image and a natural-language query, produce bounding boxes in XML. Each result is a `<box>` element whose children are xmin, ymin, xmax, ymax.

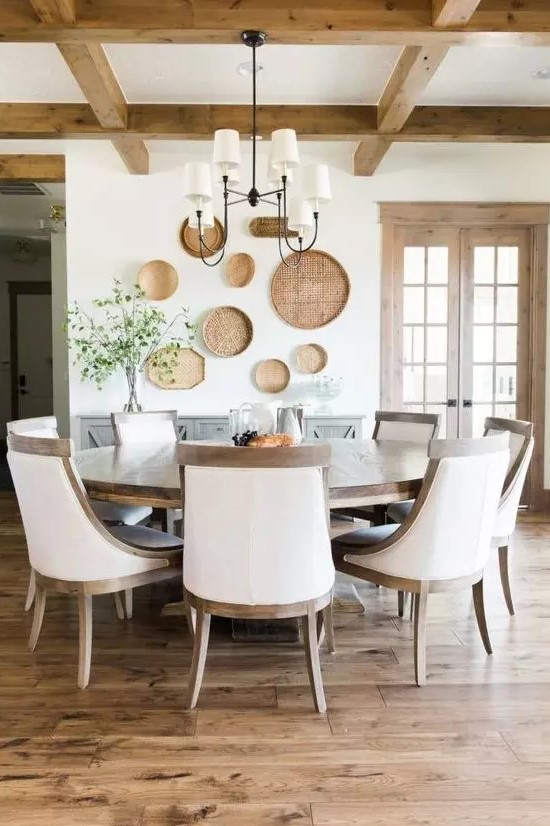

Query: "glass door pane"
<box><xmin>460</xmin><ymin>229</ymin><xmax>530</xmax><ymax>437</ymax></box>
<box><xmin>396</xmin><ymin>228</ymin><xmax>460</xmax><ymax>437</ymax></box>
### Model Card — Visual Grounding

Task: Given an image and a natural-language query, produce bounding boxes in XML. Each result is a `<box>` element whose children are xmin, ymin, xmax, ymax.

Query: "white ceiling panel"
<box><xmin>421</xmin><ymin>47</ymin><xmax>550</xmax><ymax>105</ymax></box>
<box><xmin>105</xmin><ymin>44</ymin><xmax>400</xmax><ymax>104</ymax></box>
<box><xmin>0</xmin><ymin>44</ymin><xmax>85</xmax><ymax>102</ymax></box>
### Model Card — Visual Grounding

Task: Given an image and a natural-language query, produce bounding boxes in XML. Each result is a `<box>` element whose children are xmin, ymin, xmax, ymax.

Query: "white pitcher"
<box><xmin>276</xmin><ymin>406</ymin><xmax>304</xmax><ymax>444</ymax></box>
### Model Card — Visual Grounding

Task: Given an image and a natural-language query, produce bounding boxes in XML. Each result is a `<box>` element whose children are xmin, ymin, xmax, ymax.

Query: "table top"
<box><xmin>77</xmin><ymin>439</ymin><xmax>429</xmax><ymax>509</ymax></box>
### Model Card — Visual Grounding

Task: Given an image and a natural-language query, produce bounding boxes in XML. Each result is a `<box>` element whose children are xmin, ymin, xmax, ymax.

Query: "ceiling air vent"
<box><xmin>0</xmin><ymin>181</ymin><xmax>46</xmax><ymax>196</ymax></box>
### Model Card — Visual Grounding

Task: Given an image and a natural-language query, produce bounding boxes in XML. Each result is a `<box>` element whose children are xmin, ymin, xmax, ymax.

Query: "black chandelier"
<box><xmin>183</xmin><ymin>30</ymin><xmax>331</xmax><ymax>268</ymax></box>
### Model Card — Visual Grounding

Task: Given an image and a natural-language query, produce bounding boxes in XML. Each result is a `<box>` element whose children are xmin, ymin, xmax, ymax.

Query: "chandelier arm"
<box><xmin>260</xmin><ymin>198</ymin><xmax>278</xmax><ymax>207</ymax></box>
<box><xmin>299</xmin><ymin>213</ymin><xmax>319</xmax><ymax>253</ymax></box>
<box><xmin>196</xmin><ymin>212</ymin><xmax>218</xmax><ymax>254</ymax></box>
<box><xmin>227</xmin><ymin>197</ymin><xmax>251</xmax><ymax>206</ymax></box>
<box><xmin>198</xmin><ymin>211</ymin><xmax>226</xmax><ymax>266</ymax></box>
<box><xmin>227</xmin><ymin>188</ymin><xmax>249</xmax><ymax>198</ymax></box>
<box><xmin>258</xmin><ymin>186</ymin><xmax>284</xmax><ymax>199</ymax></box>
<box><xmin>276</xmin><ymin>191</ymin><xmax>302</xmax><ymax>269</ymax></box>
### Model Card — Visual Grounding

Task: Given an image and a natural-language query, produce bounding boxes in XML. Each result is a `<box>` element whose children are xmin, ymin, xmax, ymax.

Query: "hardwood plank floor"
<box><xmin>2</xmin><ymin>491</ymin><xmax>550</xmax><ymax>824</ymax></box>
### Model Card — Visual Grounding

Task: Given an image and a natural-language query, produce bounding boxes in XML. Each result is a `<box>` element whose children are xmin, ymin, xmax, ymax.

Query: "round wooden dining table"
<box><xmin>76</xmin><ymin>439</ymin><xmax>429</xmax><ymax>510</ymax></box>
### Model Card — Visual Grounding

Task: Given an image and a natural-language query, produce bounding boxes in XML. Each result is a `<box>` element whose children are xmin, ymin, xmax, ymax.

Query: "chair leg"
<box><xmin>25</xmin><ymin>569</ymin><xmax>36</xmax><ymax>612</ymax></box>
<box><xmin>166</xmin><ymin>509</ymin><xmax>176</xmax><ymax>535</ymax></box>
<box><xmin>321</xmin><ymin>602</ymin><xmax>336</xmax><ymax>654</ymax></box>
<box><xmin>187</xmin><ymin>607</ymin><xmax>211</xmax><ymax>710</ymax></box>
<box><xmin>398</xmin><ymin>590</ymin><xmax>405</xmax><ymax>618</ymax></box>
<box><xmin>113</xmin><ymin>592</ymin><xmax>125</xmax><ymax>619</ymax></box>
<box><xmin>413</xmin><ymin>586</ymin><xmax>428</xmax><ymax>687</ymax></box>
<box><xmin>410</xmin><ymin>593</ymin><xmax>414</xmax><ymax>622</ymax></box>
<box><xmin>124</xmin><ymin>588</ymin><xmax>133</xmax><ymax>619</ymax></box>
<box><xmin>28</xmin><ymin>585</ymin><xmax>47</xmax><ymax>651</ymax></box>
<box><xmin>77</xmin><ymin>594</ymin><xmax>93</xmax><ymax>689</ymax></box>
<box><xmin>183</xmin><ymin>588</ymin><xmax>196</xmax><ymax>641</ymax></box>
<box><xmin>473</xmin><ymin>578</ymin><xmax>493</xmax><ymax>655</ymax></box>
<box><xmin>301</xmin><ymin>602</ymin><xmax>327</xmax><ymax>713</ymax></box>
<box><xmin>498</xmin><ymin>544</ymin><xmax>515</xmax><ymax>616</ymax></box>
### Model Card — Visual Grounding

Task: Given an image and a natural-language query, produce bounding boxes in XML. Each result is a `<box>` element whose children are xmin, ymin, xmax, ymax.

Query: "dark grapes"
<box><xmin>231</xmin><ymin>429</ymin><xmax>258</xmax><ymax>446</ymax></box>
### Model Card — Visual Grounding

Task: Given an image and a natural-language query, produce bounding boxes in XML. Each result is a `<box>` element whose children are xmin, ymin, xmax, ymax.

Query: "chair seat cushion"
<box><xmin>387</xmin><ymin>499</ymin><xmax>414</xmax><ymax>524</ymax></box>
<box><xmin>109</xmin><ymin>524</ymin><xmax>183</xmax><ymax>551</ymax></box>
<box><xmin>91</xmin><ymin>500</ymin><xmax>152</xmax><ymax>526</ymax></box>
<box><xmin>332</xmin><ymin>523</ymin><xmax>399</xmax><ymax>553</ymax></box>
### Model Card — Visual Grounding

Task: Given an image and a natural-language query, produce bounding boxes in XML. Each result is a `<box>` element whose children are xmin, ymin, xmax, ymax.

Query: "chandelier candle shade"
<box><xmin>183</xmin><ymin>30</ymin><xmax>331</xmax><ymax>268</ymax></box>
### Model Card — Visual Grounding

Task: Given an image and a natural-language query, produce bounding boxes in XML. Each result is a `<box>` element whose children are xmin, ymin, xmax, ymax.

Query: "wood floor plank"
<box><xmin>2</xmin><ymin>492</ymin><xmax>550</xmax><ymax>821</ymax></box>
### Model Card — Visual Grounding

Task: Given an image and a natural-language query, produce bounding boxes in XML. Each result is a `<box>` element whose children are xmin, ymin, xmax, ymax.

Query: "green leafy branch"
<box><xmin>65</xmin><ymin>279</ymin><xmax>196</xmax><ymax>390</ymax></box>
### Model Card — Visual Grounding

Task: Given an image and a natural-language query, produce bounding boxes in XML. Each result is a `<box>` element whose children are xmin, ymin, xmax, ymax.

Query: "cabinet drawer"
<box><xmin>82</xmin><ymin>422</ymin><xmax>114</xmax><ymax>448</ymax></box>
<box><xmin>176</xmin><ymin>420</ymin><xmax>194</xmax><ymax>441</ymax></box>
<box><xmin>194</xmin><ymin>419</ymin><xmax>230</xmax><ymax>440</ymax></box>
<box><xmin>305</xmin><ymin>419</ymin><xmax>360</xmax><ymax>440</ymax></box>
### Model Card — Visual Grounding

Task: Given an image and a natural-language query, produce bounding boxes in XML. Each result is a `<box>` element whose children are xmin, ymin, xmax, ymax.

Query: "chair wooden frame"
<box><xmin>111</xmin><ymin>410</ymin><xmax>179</xmax><ymax>445</ymax></box>
<box><xmin>8</xmin><ymin>432</ymin><xmax>182</xmax><ymax>689</ymax></box>
<box><xmin>483</xmin><ymin>417</ymin><xmax>534</xmax><ymax>615</ymax></box>
<box><xmin>178</xmin><ymin>442</ymin><xmax>334</xmax><ymax>712</ymax></box>
<box><xmin>332</xmin><ymin>436</ymin><xmax>508</xmax><ymax>685</ymax></box>
<box><xmin>372</xmin><ymin>410</ymin><xmax>442</xmax><ymax>440</ymax></box>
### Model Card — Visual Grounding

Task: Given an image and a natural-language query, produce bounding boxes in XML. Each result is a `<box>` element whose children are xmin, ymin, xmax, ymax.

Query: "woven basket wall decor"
<box><xmin>255</xmin><ymin>359</ymin><xmax>290</xmax><ymax>393</ymax></box>
<box><xmin>296</xmin><ymin>343</ymin><xmax>328</xmax><ymax>374</ymax></box>
<box><xmin>137</xmin><ymin>260</ymin><xmax>178</xmax><ymax>301</ymax></box>
<box><xmin>203</xmin><ymin>306</ymin><xmax>253</xmax><ymax>357</ymax></box>
<box><xmin>226</xmin><ymin>252</ymin><xmax>255</xmax><ymax>287</ymax></box>
<box><xmin>179</xmin><ymin>217</ymin><xmax>224</xmax><ymax>258</ymax></box>
<box><xmin>249</xmin><ymin>217</ymin><xmax>298</xmax><ymax>238</ymax></box>
<box><xmin>271</xmin><ymin>250</ymin><xmax>350</xmax><ymax>329</ymax></box>
<box><xmin>147</xmin><ymin>347</ymin><xmax>205</xmax><ymax>389</ymax></box>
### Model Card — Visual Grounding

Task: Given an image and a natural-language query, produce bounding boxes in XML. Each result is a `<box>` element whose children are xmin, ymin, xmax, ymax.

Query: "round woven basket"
<box><xmin>203</xmin><ymin>306</ymin><xmax>253</xmax><ymax>357</ymax></box>
<box><xmin>296</xmin><ymin>343</ymin><xmax>328</xmax><ymax>374</ymax></box>
<box><xmin>137</xmin><ymin>260</ymin><xmax>178</xmax><ymax>301</ymax></box>
<box><xmin>179</xmin><ymin>217</ymin><xmax>224</xmax><ymax>258</ymax></box>
<box><xmin>147</xmin><ymin>347</ymin><xmax>205</xmax><ymax>389</ymax></box>
<box><xmin>226</xmin><ymin>252</ymin><xmax>255</xmax><ymax>287</ymax></box>
<box><xmin>271</xmin><ymin>249</ymin><xmax>350</xmax><ymax>329</ymax></box>
<box><xmin>255</xmin><ymin>359</ymin><xmax>290</xmax><ymax>393</ymax></box>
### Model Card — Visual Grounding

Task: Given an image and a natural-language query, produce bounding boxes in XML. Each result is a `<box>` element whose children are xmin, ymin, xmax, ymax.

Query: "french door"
<box><xmin>392</xmin><ymin>225</ymin><xmax>530</xmax><ymax>438</ymax></box>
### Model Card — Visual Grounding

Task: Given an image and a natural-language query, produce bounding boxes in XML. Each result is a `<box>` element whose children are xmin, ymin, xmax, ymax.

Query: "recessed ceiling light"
<box><xmin>237</xmin><ymin>61</ymin><xmax>264</xmax><ymax>77</ymax></box>
<box><xmin>532</xmin><ymin>67</ymin><xmax>550</xmax><ymax>80</ymax></box>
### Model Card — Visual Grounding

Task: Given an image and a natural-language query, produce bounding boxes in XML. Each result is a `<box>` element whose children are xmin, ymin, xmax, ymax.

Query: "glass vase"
<box><xmin>124</xmin><ymin>367</ymin><xmax>142</xmax><ymax>412</ymax></box>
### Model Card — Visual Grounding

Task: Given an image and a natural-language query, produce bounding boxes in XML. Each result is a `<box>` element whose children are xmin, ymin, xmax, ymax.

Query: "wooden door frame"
<box><xmin>8</xmin><ymin>280</ymin><xmax>52</xmax><ymax>421</ymax></box>
<box><xmin>379</xmin><ymin>202</ymin><xmax>550</xmax><ymax>511</ymax></box>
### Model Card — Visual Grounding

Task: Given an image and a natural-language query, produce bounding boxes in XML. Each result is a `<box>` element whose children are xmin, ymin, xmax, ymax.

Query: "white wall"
<box><xmin>0</xmin><ymin>240</ymin><xmax>51</xmax><ymax>435</ymax></box>
<box><xmin>65</xmin><ymin>141</ymin><xmax>550</xmax><ymax>471</ymax></box>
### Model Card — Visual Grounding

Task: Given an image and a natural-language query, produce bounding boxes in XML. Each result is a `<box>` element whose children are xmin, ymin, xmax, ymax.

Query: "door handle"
<box><xmin>463</xmin><ymin>399</ymin><xmax>473</xmax><ymax>407</ymax></box>
<box><xmin>447</xmin><ymin>399</ymin><xmax>457</xmax><ymax>408</ymax></box>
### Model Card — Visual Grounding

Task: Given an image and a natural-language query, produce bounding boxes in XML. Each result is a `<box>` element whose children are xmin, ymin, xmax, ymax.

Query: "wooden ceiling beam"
<box><xmin>2</xmin><ymin>103</ymin><xmax>550</xmax><ymax>143</ymax></box>
<box><xmin>433</xmin><ymin>0</ymin><xmax>483</xmax><ymax>28</ymax></box>
<box><xmin>377</xmin><ymin>45</ymin><xmax>448</xmax><ymax>133</ymax></box>
<box><xmin>353</xmin><ymin>138</ymin><xmax>392</xmax><ymax>177</ymax></box>
<box><xmin>27</xmin><ymin>0</ymin><xmax>149</xmax><ymax>173</ymax></box>
<box><xmin>0</xmin><ymin>153</ymin><xmax>65</xmax><ymax>182</ymax></box>
<box><xmin>2</xmin><ymin>1</ymin><xmax>550</xmax><ymax>45</ymax></box>
<box><xmin>28</xmin><ymin>0</ymin><xmax>74</xmax><ymax>24</ymax></box>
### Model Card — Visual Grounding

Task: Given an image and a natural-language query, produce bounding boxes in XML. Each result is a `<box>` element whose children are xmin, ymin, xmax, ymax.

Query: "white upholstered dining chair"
<box><xmin>335</xmin><ymin>410</ymin><xmax>441</xmax><ymax>526</ymax></box>
<box><xmin>332</xmin><ymin>434</ymin><xmax>509</xmax><ymax>685</ymax></box>
<box><xmin>7</xmin><ymin>432</ymin><xmax>183</xmax><ymax>688</ymax></box>
<box><xmin>178</xmin><ymin>443</ymin><xmax>335</xmax><ymax>712</ymax></box>
<box><xmin>388</xmin><ymin>417</ymin><xmax>534</xmax><ymax>616</ymax></box>
<box><xmin>7</xmin><ymin>416</ymin><xmax>152</xmax><ymax>613</ymax></box>
<box><xmin>111</xmin><ymin>410</ymin><xmax>181</xmax><ymax>534</ymax></box>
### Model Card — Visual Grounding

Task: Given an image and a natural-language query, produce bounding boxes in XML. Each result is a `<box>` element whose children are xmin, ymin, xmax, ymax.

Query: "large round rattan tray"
<box><xmin>147</xmin><ymin>347</ymin><xmax>205</xmax><ymax>389</ymax></box>
<box><xmin>271</xmin><ymin>249</ymin><xmax>350</xmax><ymax>329</ymax></box>
<box><xmin>203</xmin><ymin>306</ymin><xmax>253</xmax><ymax>357</ymax></box>
<box><xmin>137</xmin><ymin>259</ymin><xmax>178</xmax><ymax>301</ymax></box>
<box><xmin>296</xmin><ymin>343</ymin><xmax>328</xmax><ymax>374</ymax></box>
<box><xmin>255</xmin><ymin>359</ymin><xmax>290</xmax><ymax>393</ymax></box>
<box><xmin>226</xmin><ymin>252</ymin><xmax>255</xmax><ymax>287</ymax></box>
<box><xmin>180</xmin><ymin>217</ymin><xmax>224</xmax><ymax>258</ymax></box>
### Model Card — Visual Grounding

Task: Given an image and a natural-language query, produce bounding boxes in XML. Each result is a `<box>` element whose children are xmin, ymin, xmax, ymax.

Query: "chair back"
<box><xmin>111</xmin><ymin>410</ymin><xmax>178</xmax><ymax>445</ymax></box>
<box><xmin>483</xmin><ymin>417</ymin><xmax>534</xmax><ymax>538</ymax></box>
<box><xmin>178</xmin><ymin>443</ymin><xmax>335</xmax><ymax>606</ymax></box>
<box><xmin>7</xmin><ymin>416</ymin><xmax>58</xmax><ymax>438</ymax></box>
<box><xmin>366</xmin><ymin>434</ymin><xmax>509</xmax><ymax>581</ymax></box>
<box><xmin>373</xmin><ymin>411</ymin><xmax>440</xmax><ymax>442</ymax></box>
<box><xmin>7</xmin><ymin>433</ymin><xmax>163</xmax><ymax>582</ymax></box>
